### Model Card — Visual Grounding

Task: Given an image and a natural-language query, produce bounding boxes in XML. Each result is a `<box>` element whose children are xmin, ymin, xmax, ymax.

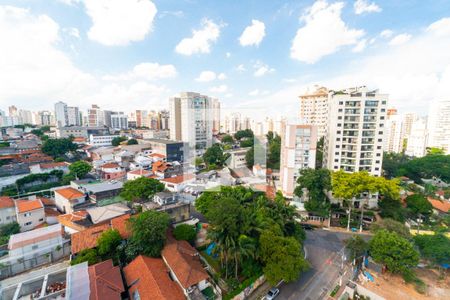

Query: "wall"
<box><xmin>0</xmin><ymin>207</ymin><xmax>16</xmax><ymax>226</ymax></box>
<box><xmin>17</xmin><ymin>208</ymin><xmax>45</xmax><ymax>232</ymax></box>
<box><xmin>232</xmin><ymin>275</ymin><xmax>266</xmax><ymax>300</ymax></box>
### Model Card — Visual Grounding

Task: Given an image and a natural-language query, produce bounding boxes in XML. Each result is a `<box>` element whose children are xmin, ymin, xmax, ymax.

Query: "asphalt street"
<box><xmin>277</xmin><ymin>229</ymin><xmax>355</xmax><ymax>300</ymax></box>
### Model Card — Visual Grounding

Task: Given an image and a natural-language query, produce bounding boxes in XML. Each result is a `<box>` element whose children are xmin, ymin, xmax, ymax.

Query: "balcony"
<box><xmin>363</xmin><ymin>116</ymin><xmax>377</xmax><ymax>122</ymax></box>
<box><xmin>345</xmin><ymin>109</ymin><xmax>360</xmax><ymax>115</ymax></box>
<box><xmin>361</xmin><ymin>146</ymin><xmax>374</xmax><ymax>151</ymax></box>
<box><xmin>344</xmin><ymin>116</ymin><xmax>360</xmax><ymax>122</ymax></box>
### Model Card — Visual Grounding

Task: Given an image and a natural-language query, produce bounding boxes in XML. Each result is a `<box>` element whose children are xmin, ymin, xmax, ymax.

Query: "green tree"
<box><xmin>194</xmin><ymin>157</ymin><xmax>204</xmax><ymax>167</ymax></box>
<box><xmin>240</xmin><ymin>139</ymin><xmax>254</xmax><ymax>148</ymax></box>
<box><xmin>400</xmin><ymin>154</ymin><xmax>450</xmax><ymax>183</ymax></box>
<box><xmin>405</xmin><ymin>194</ymin><xmax>433</xmax><ymax>218</ymax></box>
<box><xmin>294</xmin><ymin>168</ymin><xmax>331</xmax><ymax>217</ymax></box>
<box><xmin>259</xmin><ymin>228</ymin><xmax>308</xmax><ymax>284</ymax></box>
<box><xmin>382</xmin><ymin>152</ymin><xmax>411</xmax><ymax>179</ymax></box>
<box><xmin>370</xmin><ymin>218</ymin><xmax>411</xmax><ymax>239</ymax></box>
<box><xmin>0</xmin><ymin>222</ymin><xmax>20</xmax><ymax>244</ymax></box>
<box><xmin>120</xmin><ymin>177</ymin><xmax>164</xmax><ymax>202</ymax></box>
<box><xmin>173</xmin><ymin>224</ymin><xmax>196</xmax><ymax>242</ymax></box>
<box><xmin>97</xmin><ymin>229</ymin><xmax>122</xmax><ymax>258</ymax></box>
<box><xmin>426</xmin><ymin>147</ymin><xmax>445</xmax><ymax>155</ymax></box>
<box><xmin>378</xmin><ymin>196</ymin><xmax>407</xmax><ymax>222</ymax></box>
<box><xmin>41</xmin><ymin>138</ymin><xmax>77</xmax><ymax>158</ymax></box>
<box><xmin>71</xmin><ymin>248</ymin><xmax>99</xmax><ymax>266</ymax></box>
<box><xmin>345</xmin><ymin>235</ymin><xmax>369</xmax><ymax>260</ymax></box>
<box><xmin>245</xmin><ymin>143</ymin><xmax>265</xmax><ymax>168</ymax></box>
<box><xmin>266</xmin><ymin>132</ymin><xmax>281</xmax><ymax>169</ymax></box>
<box><xmin>222</xmin><ymin>135</ymin><xmax>234</xmax><ymax>144</ymax></box>
<box><xmin>234</xmin><ymin>129</ymin><xmax>254</xmax><ymax>140</ymax></box>
<box><xmin>414</xmin><ymin>234</ymin><xmax>450</xmax><ymax>265</ymax></box>
<box><xmin>203</xmin><ymin>143</ymin><xmax>229</xmax><ymax>167</ymax></box>
<box><xmin>69</xmin><ymin>161</ymin><xmax>92</xmax><ymax>179</ymax></box>
<box><xmin>127</xmin><ymin>138</ymin><xmax>138</xmax><ymax>145</ymax></box>
<box><xmin>369</xmin><ymin>230</ymin><xmax>419</xmax><ymax>274</ymax></box>
<box><xmin>112</xmin><ymin>136</ymin><xmax>127</xmax><ymax>146</ymax></box>
<box><xmin>127</xmin><ymin>211</ymin><xmax>170</xmax><ymax>259</ymax></box>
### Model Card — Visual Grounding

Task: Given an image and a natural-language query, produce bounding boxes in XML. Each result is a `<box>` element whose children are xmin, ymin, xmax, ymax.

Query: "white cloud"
<box><xmin>103</xmin><ymin>62</ymin><xmax>177</xmax><ymax>81</ymax></box>
<box><xmin>159</xmin><ymin>10</ymin><xmax>184</xmax><ymax>18</ymax></box>
<box><xmin>195</xmin><ymin>71</ymin><xmax>216</xmax><ymax>82</ymax></box>
<box><xmin>354</xmin><ymin>0</ymin><xmax>381</xmax><ymax>15</ymax></box>
<box><xmin>248</xmin><ymin>89</ymin><xmax>270</xmax><ymax>96</ymax></box>
<box><xmin>380</xmin><ymin>29</ymin><xmax>393</xmax><ymax>38</ymax></box>
<box><xmin>84</xmin><ymin>0</ymin><xmax>157</xmax><ymax>46</ymax></box>
<box><xmin>389</xmin><ymin>33</ymin><xmax>412</xmax><ymax>46</ymax></box>
<box><xmin>427</xmin><ymin>17</ymin><xmax>450</xmax><ymax>37</ymax></box>
<box><xmin>224</xmin><ymin>93</ymin><xmax>233</xmax><ymax>98</ymax></box>
<box><xmin>218</xmin><ymin>73</ymin><xmax>227</xmax><ymax>80</ymax></box>
<box><xmin>239</xmin><ymin>19</ymin><xmax>266</xmax><ymax>47</ymax></box>
<box><xmin>210</xmin><ymin>84</ymin><xmax>228</xmax><ymax>93</ymax></box>
<box><xmin>248</xmin><ymin>89</ymin><xmax>259</xmax><ymax>96</ymax></box>
<box><xmin>352</xmin><ymin>39</ymin><xmax>367</xmax><ymax>52</ymax></box>
<box><xmin>64</xmin><ymin>27</ymin><xmax>80</xmax><ymax>39</ymax></box>
<box><xmin>236</xmin><ymin>64</ymin><xmax>246</xmax><ymax>72</ymax></box>
<box><xmin>175</xmin><ymin>18</ymin><xmax>222</xmax><ymax>55</ymax></box>
<box><xmin>291</xmin><ymin>0</ymin><xmax>365</xmax><ymax>64</ymax></box>
<box><xmin>226</xmin><ymin>52</ymin><xmax>231</xmax><ymax>58</ymax></box>
<box><xmin>253</xmin><ymin>61</ymin><xmax>275</xmax><ymax>77</ymax></box>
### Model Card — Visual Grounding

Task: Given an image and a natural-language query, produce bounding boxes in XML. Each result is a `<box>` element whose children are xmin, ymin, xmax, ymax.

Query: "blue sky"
<box><xmin>1</xmin><ymin>0</ymin><xmax>450</xmax><ymax>119</ymax></box>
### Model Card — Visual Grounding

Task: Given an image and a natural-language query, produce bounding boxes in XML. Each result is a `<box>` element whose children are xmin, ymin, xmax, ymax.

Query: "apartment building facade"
<box><xmin>323</xmin><ymin>87</ymin><xmax>387</xmax><ymax>177</ymax></box>
<box><xmin>299</xmin><ymin>86</ymin><xmax>329</xmax><ymax>138</ymax></box>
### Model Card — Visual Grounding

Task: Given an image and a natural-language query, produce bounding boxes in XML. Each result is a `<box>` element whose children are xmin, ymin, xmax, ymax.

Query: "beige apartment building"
<box><xmin>299</xmin><ymin>86</ymin><xmax>329</xmax><ymax>138</ymax></box>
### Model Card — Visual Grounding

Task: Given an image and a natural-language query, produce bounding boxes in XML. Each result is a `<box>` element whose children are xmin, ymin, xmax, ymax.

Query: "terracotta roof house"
<box><xmin>0</xmin><ymin>196</ymin><xmax>16</xmax><ymax>226</ymax></box>
<box><xmin>58</xmin><ymin>210</ymin><xmax>92</xmax><ymax>234</ymax></box>
<box><xmin>14</xmin><ymin>199</ymin><xmax>45</xmax><ymax>232</ymax></box>
<box><xmin>71</xmin><ymin>223</ymin><xmax>110</xmax><ymax>254</ymax></box>
<box><xmin>126</xmin><ymin>169</ymin><xmax>153</xmax><ymax>180</ymax></box>
<box><xmin>428</xmin><ymin>197</ymin><xmax>450</xmax><ymax>215</ymax></box>
<box><xmin>160</xmin><ymin>174</ymin><xmax>196</xmax><ymax>192</ymax></box>
<box><xmin>124</xmin><ymin>255</ymin><xmax>184</xmax><ymax>300</ymax></box>
<box><xmin>54</xmin><ymin>187</ymin><xmax>86</xmax><ymax>214</ymax></box>
<box><xmin>100</xmin><ymin>162</ymin><xmax>126</xmax><ymax>180</ymax></box>
<box><xmin>162</xmin><ymin>239</ymin><xmax>211</xmax><ymax>296</ymax></box>
<box><xmin>88</xmin><ymin>259</ymin><xmax>125</xmax><ymax>300</ymax></box>
<box><xmin>110</xmin><ymin>213</ymin><xmax>131</xmax><ymax>239</ymax></box>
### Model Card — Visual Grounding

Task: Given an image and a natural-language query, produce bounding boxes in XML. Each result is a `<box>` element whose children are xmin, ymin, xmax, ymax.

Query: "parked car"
<box><xmin>264</xmin><ymin>288</ymin><xmax>280</xmax><ymax>300</ymax></box>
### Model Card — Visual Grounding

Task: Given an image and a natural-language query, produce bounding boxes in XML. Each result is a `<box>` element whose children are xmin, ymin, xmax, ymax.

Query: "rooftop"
<box><xmin>9</xmin><ymin>224</ymin><xmax>62</xmax><ymax>250</ymax></box>
<box><xmin>161</xmin><ymin>239</ymin><xmax>209</xmax><ymax>289</ymax></box>
<box><xmin>39</xmin><ymin>162</ymin><xmax>69</xmax><ymax>169</ymax></box>
<box><xmin>0</xmin><ymin>196</ymin><xmax>15</xmax><ymax>209</ymax></box>
<box><xmin>15</xmin><ymin>198</ymin><xmax>44</xmax><ymax>213</ymax></box>
<box><xmin>71</xmin><ymin>223</ymin><xmax>110</xmax><ymax>254</ymax></box>
<box><xmin>145</xmin><ymin>138</ymin><xmax>182</xmax><ymax>144</ymax></box>
<box><xmin>77</xmin><ymin>180</ymin><xmax>124</xmax><ymax>193</ymax></box>
<box><xmin>86</xmin><ymin>203</ymin><xmax>130</xmax><ymax>224</ymax></box>
<box><xmin>161</xmin><ymin>174</ymin><xmax>195</xmax><ymax>185</ymax></box>
<box><xmin>88</xmin><ymin>259</ymin><xmax>125</xmax><ymax>300</ymax></box>
<box><xmin>428</xmin><ymin>197</ymin><xmax>450</xmax><ymax>213</ymax></box>
<box><xmin>124</xmin><ymin>255</ymin><xmax>184</xmax><ymax>300</ymax></box>
<box><xmin>55</xmin><ymin>187</ymin><xmax>85</xmax><ymax>201</ymax></box>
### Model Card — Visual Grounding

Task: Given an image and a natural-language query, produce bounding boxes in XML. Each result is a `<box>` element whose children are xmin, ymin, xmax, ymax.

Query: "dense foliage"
<box><xmin>405</xmin><ymin>194</ymin><xmax>433</xmax><ymax>218</ymax></box>
<box><xmin>203</xmin><ymin>143</ymin><xmax>230</xmax><ymax>168</ymax></box>
<box><xmin>378</xmin><ymin>196</ymin><xmax>407</xmax><ymax>222</ymax></box>
<box><xmin>97</xmin><ymin>229</ymin><xmax>122</xmax><ymax>258</ymax></box>
<box><xmin>294</xmin><ymin>168</ymin><xmax>331</xmax><ymax>217</ymax></box>
<box><xmin>41</xmin><ymin>138</ymin><xmax>78</xmax><ymax>158</ymax></box>
<box><xmin>369</xmin><ymin>230</ymin><xmax>419</xmax><ymax>274</ymax></box>
<box><xmin>414</xmin><ymin>234</ymin><xmax>450</xmax><ymax>265</ymax></box>
<box><xmin>112</xmin><ymin>136</ymin><xmax>127</xmax><ymax>146</ymax></box>
<box><xmin>71</xmin><ymin>248</ymin><xmax>99</xmax><ymax>266</ymax></box>
<box><xmin>370</xmin><ymin>218</ymin><xmax>411</xmax><ymax>239</ymax></box>
<box><xmin>195</xmin><ymin>186</ymin><xmax>307</xmax><ymax>284</ymax></box>
<box><xmin>120</xmin><ymin>177</ymin><xmax>164</xmax><ymax>202</ymax></box>
<box><xmin>173</xmin><ymin>224</ymin><xmax>197</xmax><ymax>243</ymax></box>
<box><xmin>222</xmin><ymin>135</ymin><xmax>234</xmax><ymax>144</ymax></box>
<box><xmin>382</xmin><ymin>152</ymin><xmax>450</xmax><ymax>182</ymax></box>
<box><xmin>0</xmin><ymin>222</ymin><xmax>20</xmax><ymax>245</ymax></box>
<box><xmin>127</xmin><ymin>138</ymin><xmax>138</xmax><ymax>145</ymax></box>
<box><xmin>266</xmin><ymin>131</ymin><xmax>281</xmax><ymax>169</ymax></box>
<box><xmin>126</xmin><ymin>210</ymin><xmax>170</xmax><ymax>259</ymax></box>
<box><xmin>315</xmin><ymin>137</ymin><xmax>324</xmax><ymax>169</ymax></box>
<box><xmin>234</xmin><ymin>129</ymin><xmax>254</xmax><ymax>140</ymax></box>
<box><xmin>69</xmin><ymin>161</ymin><xmax>92</xmax><ymax>179</ymax></box>
<box><xmin>345</xmin><ymin>235</ymin><xmax>369</xmax><ymax>260</ymax></box>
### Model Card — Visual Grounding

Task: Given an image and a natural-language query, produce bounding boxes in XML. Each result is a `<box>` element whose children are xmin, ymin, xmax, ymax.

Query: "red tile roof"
<box><xmin>102</xmin><ymin>162</ymin><xmax>120</xmax><ymax>169</ymax></box>
<box><xmin>88</xmin><ymin>259</ymin><xmax>124</xmax><ymax>300</ymax></box>
<box><xmin>149</xmin><ymin>153</ymin><xmax>166</xmax><ymax>158</ymax></box>
<box><xmin>428</xmin><ymin>197</ymin><xmax>450</xmax><ymax>213</ymax></box>
<box><xmin>71</xmin><ymin>223</ymin><xmax>110</xmax><ymax>254</ymax></box>
<box><xmin>161</xmin><ymin>174</ymin><xmax>195</xmax><ymax>185</ymax></box>
<box><xmin>45</xmin><ymin>208</ymin><xmax>61</xmax><ymax>217</ymax></box>
<box><xmin>58</xmin><ymin>211</ymin><xmax>90</xmax><ymax>232</ymax></box>
<box><xmin>0</xmin><ymin>196</ymin><xmax>15</xmax><ymax>209</ymax></box>
<box><xmin>110</xmin><ymin>214</ymin><xmax>131</xmax><ymax>239</ymax></box>
<box><xmin>39</xmin><ymin>162</ymin><xmax>69</xmax><ymax>169</ymax></box>
<box><xmin>38</xmin><ymin>197</ymin><xmax>55</xmax><ymax>206</ymax></box>
<box><xmin>162</xmin><ymin>240</ymin><xmax>209</xmax><ymax>289</ymax></box>
<box><xmin>124</xmin><ymin>255</ymin><xmax>184</xmax><ymax>300</ymax></box>
<box><xmin>55</xmin><ymin>187</ymin><xmax>85</xmax><ymax>201</ymax></box>
<box><xmin>15</xmin><ymin>199</ymin><xmax>43</xmax><ymax>213</ymax></box>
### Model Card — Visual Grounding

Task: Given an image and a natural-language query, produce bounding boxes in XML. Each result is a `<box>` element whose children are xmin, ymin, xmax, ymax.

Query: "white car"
<box><xmin>264</xmin><ymin>288</ymin><xmax>280</xmax><ymax>300</ymax></box>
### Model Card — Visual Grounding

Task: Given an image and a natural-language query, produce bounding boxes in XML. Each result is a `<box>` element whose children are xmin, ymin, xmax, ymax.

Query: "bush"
<box><xmin>71</xmin><ymin>249</ymin><xmax>99</xmax><ymax>266</ymax></box>
<box><xmin>173</xmin><ymin>224</ymin><xmax>196</xmax><ymax>242</ymax></box>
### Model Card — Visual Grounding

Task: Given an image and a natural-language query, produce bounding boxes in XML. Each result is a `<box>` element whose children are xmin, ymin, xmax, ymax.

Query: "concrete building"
<box><xmin>54</xmin><ymin>187</ymin><xmax>86</xmax><ymax>214</ymax></box>
<box><xmin>280</xmin><ymin>124</ymin><xmax>317</xmax><ymax>198</ymax></box>
<box><xmin>169</xmin><ymin>92</ymin><xmax>214</xmax><ymax>155</ymax></box>
<box><xmin>87</xmin><ymin>105</ymin><xmax>105</xmax><ymax>127</ymax></box>
<box><xmin>383</xmin><ymin>109</ymin><xmax>404</xmax><ymax>153</ymax></box>
<box><xmin>54</xmin><ymin>101</ymin><xmax>80</xmax><ymax>127</ymax></box>
<box><xmin>57</xmin><ymin>126</ymin><xmax>109</xmax><ymax>138</ymax></box>
<box><xmin>159</xmin><ymin>109</ymin><xmax>170</xmax><ymax>130</ymax></box>
<box><xmin>428</xmin><ymin>99</ymin><xmax>450</xmax><ymax>154</ymax></box>
<box><xmin>299</xmin><ymin>86</ymin><xmax>329</xmax><ymax>138</ymax></box>
<box><xmin>110</xmin><ymin>112</ymin><xmax>128</xmax><ymax>130</ymax></box>
<box><xmin>323</xmin><ymin>87</ymin><xmax>387</xmax><ymax>176</ymax></box>
<box><xmin>145</xmin><ymin>138</ymin><xmax>185</xmax><ymax>162</ymax></box>
<box><xmin>212</xmin><ymin>98</ymin><xmax>221</xmax><ymax>134</ymax></box>
<box><xmin>225</xmin><ymin>148</ymin><xmax>249</xmax><ymax>169</ymax></box>
<box><xmin>406</xmin><ymin>117</ymin><xmax>428</xmax><ymax>157</ymax></box>
<box><xmin>0</xmin><ymin>196</ymin><xmax>17</xmax><ymax>226</ymax></box>
<box><xmin>88</xmin><ymin>134</ymin><xmax>120</xmax><ymax>146</ymax></box>
<box><xmin>15</xmin><ymin>199</ymin><xmax>45</xmax><ymax>232</ymax></box>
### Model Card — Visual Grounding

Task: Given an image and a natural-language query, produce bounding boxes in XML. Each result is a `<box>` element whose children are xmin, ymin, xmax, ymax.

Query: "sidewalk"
<box><xmin>247</xmin><ymin>280</ymin><xmax>271</xmax><ymax>300</ymax></box>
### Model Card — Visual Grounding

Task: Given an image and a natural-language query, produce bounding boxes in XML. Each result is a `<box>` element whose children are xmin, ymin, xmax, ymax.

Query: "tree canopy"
<box><xmin>370</xmin><ymin>218</ymin><xmax>411</xmax><ymax>239</ymax></box>
<box><xmin>41</xmin><ymin>138</ymin><xmax>77</xmax><ymax>158</ymax></box>
<box><xmin>69</xmin><ymin>161</ymin><xmax>92</xmax><ymax>179</ymax></box>
<box><xmin>266</xmin><ymin>131</ymin><xmax>281</xmax><ymax>169</ymax></box>
<box><xmin>97</xmin><ymin>229</ymin><xmax>122</xmax><ymax>258</ymax></box>
<box><xmin>112</xmin><ymin>136</ymin><xmax>127</xmax><ymax>146</ymax></box>
<box><xmin>345</xmin><ymin>235</ymin><xmax>369</xmax><ymax>260</ymax></box>
<box><xmin>222</xmin><ymin>135</ymin><xmax>234</xmax><ymax>144</ymax></box>
<box><xmin>120</xmin><ymin>177</ymin><xmax>164</xmax><ymax>202</ymax></box>
<box><xmin>203</xmin><ymin>143</ymin><xmax>229</xmax><ymax>168</ymax></box>
<box><xmin>315</xmin><ymin>137</ymin><xmax>324</xmax><ymax>169</ymax></box>
<box><xmin>294</xmin><ymin>168</ymin><xmax>331</xmax><ymax>216</ymax></box>
<box><xmin>127</xmin><ymin>138</ymin><xmax>138</xmax><ymax>145</ymax></box>
<box><xmin>234</xmin><ymin>129</ymin><xmax>254</xmax><ymax>140</ymax></box>
<box><xmin>414</xmin><ymin>234</ymin><xmax>450</xmax><ymax>265</ymax></box>
<box><xmin>196</xmin><ymin>186</ymin><xmax>307</xmax><ymax>283</ymax></box>
<box><xmin>71</xmin><ymin>248</ymin><xmax>99</xmax><ymax>266</ymax></box>
<box><xmin>369</xmin><ymin>230</ymin><xmax>419</xmax><ymax>274</ymax></box>
<box><xmin>405</xmin><ymin>194</ymin><xmax>433</xmax><ymax>218</ymax></box>
<box><xmin>173</xmin><ymin>224</ymin><xmax>197</xmax><ymax>243</ymax></box>
<box><xmin>126</xmin><ymin>210</ymin><xmax>170</xmax><ymax>259</ymax></box>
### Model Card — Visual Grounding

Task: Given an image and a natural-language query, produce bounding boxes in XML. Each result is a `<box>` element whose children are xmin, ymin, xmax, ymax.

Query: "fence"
<box><xmin>0</xmin><ymin>241</ymin><xmax>71</xmax><ymax>280</ymax></box>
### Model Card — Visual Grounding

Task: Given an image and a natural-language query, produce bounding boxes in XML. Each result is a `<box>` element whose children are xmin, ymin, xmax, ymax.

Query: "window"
<box><xmin>334</xmin><ymin>159</ymin><xmax>339</xmax><ymax>162</ymax></box>
<box><xmin>378</xmin><ymin>131</ymin><xmax>383</xmax><ymax>135</ymax></box>
<box><xmin>32</xmin><ymin>245</ymin><xmax>38</xmax><ymax>250</ymax></box>
<box><xmin>39</xmin><ymin>218</ymin><xmax>44</xmax><ymax>222</ymax></box>
<box><xmin>338</xmin><ymin>109</ymin><xmax>343</xmax><ymax>112</ymax></box>
<box><xmin>133</xmin><ymin>291</ymin><xmax>141</xmax><ymax>300</ymax></box>
<box><xmin>376</xmin><ymin>153</ymin><xmax>381</xmax><ymax>157</ymax></box>
<box><xmin>25</xmin><ymin>222</ymin><xmax>32</xmax><ymax>226</ymax></box>
<box><xmin>24</xmin><ymin>212</ymin><xmax>31</xmax><ymax>217</ymax></box>
<box><xmin>336</xmin><ymin>145</ymin><xmax>340</xmax><ymax>148</ymax></box>
<box><xmin>334</xmin><ymin>166</ymin><xmax>338</xmax><ymax>169</ymax></box>
<box><xmin>377</xmin><ymin>146</ymin><xmax>382</xmax><ymax>149</ymax></box>
<box><xmin>336</xmin><ymin>138</ymin><xmax>341</xmax><ymax>141</ymax></box>
<box><xmin>337</xmin><ymin>123</ymin><xmax>342</xmax><ymax>127</ymax></box>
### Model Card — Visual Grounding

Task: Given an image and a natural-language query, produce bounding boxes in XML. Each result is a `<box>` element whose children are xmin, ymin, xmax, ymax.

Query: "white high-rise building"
<box><xmin>280</xmin><ymin>123</ymin><xmax>317</xmax><ymax>198</ymax></box>
<box><xmin>406</xmin><ymin>117</ymin><xmax>428</xmax><ymax>157</ymax></box>
<box><xmin>299</xmin><ymin>86</ymin><xmax>329</xmax><ymax>138</ymax></box>
<box><xmin>428</xmin><ymin>99</ymin><xmax>450</xmax><ymax>154</ymax></box>
<box><xmin>38</xmin><ymin>111</ymin><xmax>53</xmax><ymax>126</ymax></box>
<box><xmin>67</xmin><ymin>106</ymin><xmax>80</xmax><ymax>126</ymax></box>
<box><xmin>110</xmin><ymin>112</ymin><xmax>128</xmax><ymax>130</ymax></box>
<box><xmin>18</xmin><ymin>110</ymin><xmax>33</xmax><ymax>125</ymax></box>
<box><xmin>383</xmin><ymin>109</ymin><xmax>404</xmax><ymax>153</ymax></box>
<box><xmin>323</xmin><ymin>87</ymin><xmax>387</xmax><ymax>176</ymax></box>
<box><xmin>54</xmin><ymin>101</ymin><xmax>80</xmax><ymax>127</ymax></box>
<box><xmin>169</xmin><ymin>92</ymin><xmax>214</xmax><ymax>154</ymax></box>
<box><xmin>88</xmin><ymin>105</ymin><xmax>104</xmax><ymax>127</ymax></box>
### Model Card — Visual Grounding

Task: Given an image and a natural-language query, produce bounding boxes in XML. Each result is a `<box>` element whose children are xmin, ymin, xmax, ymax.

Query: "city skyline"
<box><xmin>0</xmin><ymin>0</ymin><xmax>450</xmax><ymax>118</ymax></box>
